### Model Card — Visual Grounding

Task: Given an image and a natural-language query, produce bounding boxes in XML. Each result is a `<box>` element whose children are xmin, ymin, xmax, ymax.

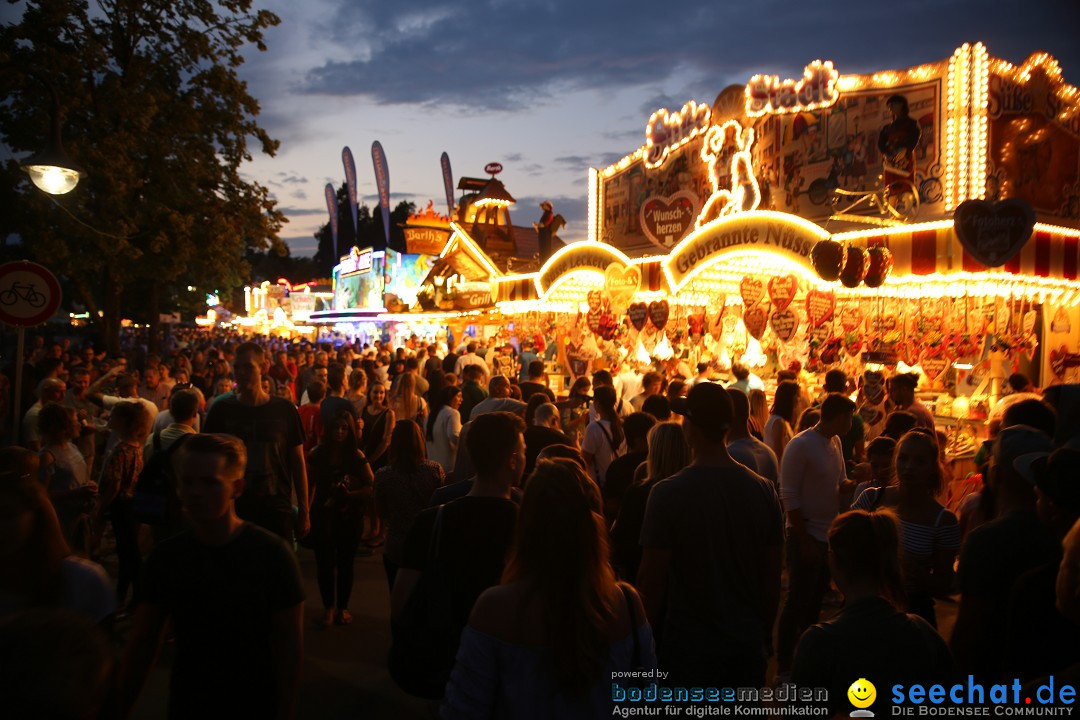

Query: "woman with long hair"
<box><xmin>97</xmin><ymin>401</ymin><xmax>154</xmax><ymax>610</ymax></box>
<box><xmin>0</xmin><ymin>451</ymin><xmax>115</xmax><ymax>623</ymax></box>
<box><xmin>559</xmin><ymin>376</ymin><xmax>592</xmax><ymax>445</ymax></box>
<box><xmin>426</xmin><ymin>386</ymin><xmax>462</xmax><ymax>474</ymax></box>
<box><xmin>764</xmin><ymin>380</ymin><xmax>800</xmax><ymax>461</ymax></box>
<box><xmin>851</xmin><ymin>431</ymin><xmax>959</xmax><ymax>627</ymax></box>
<box><xmin>792</xmin><ymin>510</ymin><xmax>952</xmax><ymax>716</ymax></box>
<box><xmin>442</xmin><ymin>459</ymin><xmax>655</xmax><ymax>717</ymax></box>
<box><xmin>748</xmin><ymin>389</ymin><xmax>768</xmax><ymax>440</ymax></box>
<box><xmin>345</xmin><ymin>368</ymin><xmax>367</xmax><ymax>416</ymax></box>
<box><xmin>582</xmin><ymin>385</ymin><xmax>625</xmax><ymax>487</ymax></box>
<box><xmin>610</xmin><ymin>422</ymin><xmax>691</xmax><ymax>581</ymax></box>
<box><xmin>361</xmin><ymin>383</ymin><xmax>395</xmax><ymax>473</ymax></box>
<box><xmin>307</xmin><ymin>410</ymin><xmax>374</xmax><ymax>627</ymax></box>
<box><xmin>373</xmin><ymin>420</ymin><xmax>444</xmax><ymax>588</ymax></box>
<box><xmin>390</xmin><ymin>372</ymin><xmax>427</xmax><ymax>428</ymax></box>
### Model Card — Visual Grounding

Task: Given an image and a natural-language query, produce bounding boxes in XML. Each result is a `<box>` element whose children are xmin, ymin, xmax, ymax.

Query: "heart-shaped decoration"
<box><xmin>871</xmin><ymin>314</ymin><xmax>898</xmax><ymax>333</ymax></box>
<box><xmin>858</xmin><ymin>404</ymin><xmax>885</xmax><ymax>427</ymax></box>
<box><xmin>740</xmin><ymin>276</ymin><xmax>765</xmax><ymax>307</ymax></box>
<box><xmin>921</xmin><ymin>354</ymin><xmax>950</xmax><ymax>382</ymax></box>
<box><xmin>598</xmin><ymin>312</ymin><xmax>618</xmax><ymax>341</ymax></box>
<box><xmin>954</xmin><ymin>198</ymin><xmax>1036</xmax><ymax>267</ymax></box>
<box><xmin>809</xmin><ymin>325</ymin><xmax>831</xmax><ymax>344</ymax></box>
<box><xmin>688</xmin><ymin>312</ymin><xmax>706</xmax><ymax>336</ymax></box>
<box><xmin>587</xmin><ymin>290</ymin><xmax>602</xmax><ymax>312</ymax></box>
<box><xmin>806</xmin><ymin>289</ymin><xmax>836</xmax><ymax>327</ymax></box>
<box><xmin>845</xmin><ymin>339</ymin><xmax>863</xmax><ymax>358</ymax></box>
<box><xmin>769</xmin><ymin>308</ymin><xmax>799</xmax><ymax>342</ymax></box>
<box><xmin>744</xmin><ymin>306</ymin><xmax>768</xmax><ymax>339</ymax></box>
<box><xmin>768</xmin><ymin>275</ymin><xmax>798</xmax><ymax>312</ymax></box>
<box><xmin>648</xmin><ymin>300</ymin><xmax>669</xmax><ymax>330</ymax></box>
<box><xmin>1052</xmin><ymin>307</ymin><xmax>1072</xmax><ymax>334</ymax></box>
<box><xmin>603</xmin><ymin>263</ymin><xmax>641</xmax><ymax>311</ymax></box>
<box><xmin>863</xmin><ymin>382</ymin><xmax>886</xmax><ymax>406</ymax></box>
<box><xmin>811</xmin><ymin>239</ymin><xmax>847</xmax><ymax>281</ymax></box>
<box><xmin>1023</xmin><ymin>310</ymin><xmax>1037</xmax><ymax>337</ymax></box>
<box><xmin>820</xmin><ymin>337</ymin><xmax>843</xmax><ymax>365</ymax></box>
<box><xmin>1051</xmin><ymin>346</ymin><xmax>1070</xmax><ymax>379</ymax></box>
<box><xmin>627</xmin><ymin>302</ymin><xmax>648</xmax><ymax>332</ymax></box>
<box><xmin>639</xmin><ymin>191</ymin><xmax>699</xmax><ymax>250</ymax></box>
<box><xmin>586</xmin><ymin>309</ymin><xmax>602</xmax><ymax>335</ymax></box>
<box><xmin>1024</xmin><ymin>337</ymin><xmax>1038</xmax><ymax>362</ymax></box>
<box><xmin>721</xmin><ymin>314</ymin><xmax>739</xmax><ymax>334</ymax></box>
<box><xmin>840</xmin><ymin>306</ymin><xmax>863</xmax><ymax>332</ymax></box>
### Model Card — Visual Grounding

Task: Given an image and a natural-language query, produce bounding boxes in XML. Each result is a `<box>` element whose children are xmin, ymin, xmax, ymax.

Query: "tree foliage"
<box><xmin>0</xmin><ymin>0</ymin><xmax>283</xmax><ymax>352</ymax></box>
<box><xmin>311</xmin><ymin>182</ymin><xmax>416</xmax><ymax>277</ymax></box>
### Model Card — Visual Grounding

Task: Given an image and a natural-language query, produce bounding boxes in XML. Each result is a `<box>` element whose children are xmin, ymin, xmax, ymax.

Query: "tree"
<box><xmin>312</xmin><ymin>187</ymin><xmax>417</xmax><ymax>277</ymax></box>
<box><xmin>0</xmin><ymin>0</ymin><xmax>283</xmax><ymax>354</ymax></box>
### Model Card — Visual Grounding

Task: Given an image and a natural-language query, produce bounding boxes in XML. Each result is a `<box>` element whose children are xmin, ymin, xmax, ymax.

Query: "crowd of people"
<box><xmin>1</xmin><ymin>326</ymin><xmax>1079</xmax><ymax>718</ymax></box>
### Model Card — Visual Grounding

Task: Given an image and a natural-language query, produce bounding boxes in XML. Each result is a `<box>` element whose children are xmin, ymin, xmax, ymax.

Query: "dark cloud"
<box><xmin>360</xmin><ymin>192</ymin><xmax>419</xmax><ymax>201</ymax></box>
<box><xmin>296</xmin><ymin>0</ymin><xmax>1078</xmax><ymax>110</ymax></box>
<box><xmin>505</xmin><ymin>153</ymin><xmax>524</xmax><ymax>163</ymax></box>
<box><xmin>291</xmin><ymin>190</ymin><xmax>307</xmax><ymax>200</ymax></box>
<box><xmin>279</xmin><ymin>207</ymin><xmax>329</xmax><ymax>217</ymax></box>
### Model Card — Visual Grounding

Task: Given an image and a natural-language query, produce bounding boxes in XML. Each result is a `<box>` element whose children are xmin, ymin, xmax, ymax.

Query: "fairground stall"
<box><xmin>491</xmin><ymin>43</ymin><xmax>1080</xmax><ymax>455</ymax></box>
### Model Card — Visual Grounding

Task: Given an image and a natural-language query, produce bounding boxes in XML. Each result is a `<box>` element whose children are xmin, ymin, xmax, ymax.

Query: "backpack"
<box><xmin>132</xmin><ymin>432</ymin><xmax>192</xmax><ymax>526</ymax></box>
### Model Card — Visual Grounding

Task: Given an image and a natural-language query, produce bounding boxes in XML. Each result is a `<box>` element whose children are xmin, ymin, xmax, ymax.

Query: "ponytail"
<box><xmin>828</xmin><ymin>509</ymin><xmax>907</xmax><ymax>611</ymax></box>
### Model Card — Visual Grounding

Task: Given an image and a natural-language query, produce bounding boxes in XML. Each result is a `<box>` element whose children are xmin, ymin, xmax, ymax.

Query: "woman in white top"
<box><xmin>764</xmin><ymin>380</ymin><xmax>800</xmax><ymax>463</ymax></box>
<box><xmin>582</xmin><ymin>385</ymin><xmax>626</xmax><ymax>487</ymax></box>
<box><xmin>426</xmin><ymin>386</ymin><xmax>462</xmax><ymax>474</ymax></box>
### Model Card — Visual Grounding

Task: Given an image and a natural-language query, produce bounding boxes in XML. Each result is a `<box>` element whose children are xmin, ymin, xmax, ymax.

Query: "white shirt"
<box><xmin>454</xmin><ymin>352</ymin><xmax>487</xmax><ymax>378</ymax></box>
<box><xmin>779</xmin><ymin>428</ymin><xmax>846</xmax><ymax>543</ymax></box>
<box><xmin>582</xmin><ymin>419</ymin><xmax>625</xmax><ymax>487</ymax></box>
<box><xmin>427</xmin><ymin>406</ymin><xmax>462</xmax><ymax>472</ymax></box>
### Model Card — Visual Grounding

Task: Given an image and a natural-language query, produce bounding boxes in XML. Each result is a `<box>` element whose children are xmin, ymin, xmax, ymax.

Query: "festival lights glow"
<box><xmin>744</xmin><ymin>60</ymin><xmax>840</xmax><ymax>117</ymax></box>
<box><xmin>644</xmin><ymin>100</ymin><xmax>711</xmax><ymax>169</ymax></box>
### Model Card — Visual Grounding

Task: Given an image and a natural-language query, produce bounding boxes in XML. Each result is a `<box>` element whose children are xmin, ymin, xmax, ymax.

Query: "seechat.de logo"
<box><xmin>849</xmin><ymin>678</ymin><xmax>877</xmax><ymax>717</ymax></box>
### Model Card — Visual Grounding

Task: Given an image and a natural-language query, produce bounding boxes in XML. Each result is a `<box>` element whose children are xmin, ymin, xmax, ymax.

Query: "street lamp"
<box><xmin>4</xmin><ymin>64</ymin><xmax>84</xmax><ymax>194</ymax></box>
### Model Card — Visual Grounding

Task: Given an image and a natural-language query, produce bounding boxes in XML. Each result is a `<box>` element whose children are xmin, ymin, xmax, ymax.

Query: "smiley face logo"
<box><xmin>848</xmin><ymin>678</ymin><xmax>876</xmax><ymax>710</ymax></box>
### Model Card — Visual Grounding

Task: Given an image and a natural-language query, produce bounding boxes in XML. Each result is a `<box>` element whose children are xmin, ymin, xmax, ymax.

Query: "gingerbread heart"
<box><xmin>1051</xmin><ymin>347</ymin><xmax>1069</xmax><ymax>379</ymax></box>
<box><xmin>840</xmin><ymin>306</ymin><xmax>863</xmax><ymax>332</ymax></box>
<box><xmin>639</xmin><ymin>191</ymin><xmax>699</xmax><ymax>250</ymax></box>
<box><xmin>587</xmin><ymin>290</ymin><xmax>602</xmax><ymax>312</ymax></box>
<box><xmin>740</xmin><ymin>276</ymin><xmax>765</xmax><ymax>307</ymax></box>
<box><xmin>954</xmin><ymin>198</ymin><xmax>1036</xmax><ymax>268</ymax></box>
<box><xmin>586</xmin><ymin>309</ymin><xmax>602</xmax><ymax>335</ymax></box>
<box><xmin>871</xmin><ymin>314</ymin><xmax>898</xmax><ymax>333</ymax></box>
<box><xmin>809</xmin><ymin>324</ymin><xmax>831</xmax><ymax>344</ymax></box>
<box><xmin>769</xmin><ymin>308</ymin><xmax>799</xmax><ymax>342</ymax></box>
<box><xmin>921</xmin><ymin>355</ymin><xmax>950</xmax><ymax>382</ymax></box>
<box><xmin>805</xmin><ymin>289</ymin><xmax>836</xmax><ymax>327</ymax></box>
<box><xmin>845</xmin><ymin>339</ymin><xmax>863</xmax><ymax>358</ymax></box>
<box><xmin>858</xmin><ymin>404</ymin><xmax>885</xmax><ymax>427</ymax></box>
<box><xmin>744</xmin><ymin>306</ymin><xmax>768</xmax><ymax>340</ymax></box>
<box><xmin>1023</xmin><ymin>310</ymin><xmax>1037</xmax><ymax>337</ymax></box>
<box><xmin>604</xmin><ymin>263</ymin><xmax>641</xmax><ymax>310</ymax></box>
<box><xmin>627</xmin><ymin>302</ymin><xmax>648</xmax><ymax>332</ymax></box>
<box><xmin>768</xmin><ymin>275</ymin><xmax>798</xmax><ymax>312</ymax></box>
<box><xmin>648</xmin><ymin>300</ymin><xmax>669</xmax><ymax>330</ymax></box>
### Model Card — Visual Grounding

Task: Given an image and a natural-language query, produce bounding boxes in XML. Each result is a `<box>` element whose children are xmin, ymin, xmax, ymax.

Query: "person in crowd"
<box><xmin>321</xmin><ymin>363</ymin><xmax>359</xmax><ymax>434</ymax></box>
<box><xmin>518</xmin><ymin>360</ymin><xmax>556</xmax><ymax>404</ymax></box>
<box><xmin>952</xmin><ymin>424</ymin><xmax>1057</xmax><ymax>681</ymax></box>
<box><xmin>427</xmin><ymin>386</ymin><xmax>463</xmax><ymax>474</ymax></box>
<box><xmin>98</xmin><ymin>400</ymin><xmax>154</xmax><ymax>611</ymax></box>
<box><xmin>582</xmin><ymin>385</ymin><xmax>625</xmax><ymax>487</ymax></box>
<box><xmin>822</xmin><ymin>369</ymin><xmax>864</xmax><ymax>469</ymax></box>
<box><xmin>610</xmin><ymin>421</ymin><xmax>690</xmax><ymax>582</ymax></box>
<box><xmin>792</xmin><ymin>510</ymin><xmax>953</xmax><ymax>716</ymax></box>
<box><xmin>887</xmin><ymin>373</ymin><xmax>935</xmax><ymax>431</ymax></box>
<box><xmin>776</xmin><ymin>393</ymin><xmax>855</xmax><ymax>675</ymax></box>
<box><xmin>592</xmin><ymin>370</ymin><xmax>634</xmax><ymax>418</ymax></box>
<box><xmin>748</xmin><ymin>388</ymin><xmax>768</xmax><ymax>440</ymax></box>
<box><xmin>852</xmin><ymin>431</ymin><xmax>959</xmax><ymax>627</ymax></box>
<box><xmin>517</xmin><ymin>339</ymin><xmax>538</xmax><ymax>383</ymax></box>
<box><xmin>630</xmin><ymin>371</ymin><xmax>664</xmax><ymax>412</ymax></box>
<box><xmin>203</xmin><ymin>342</ymin><xmax>310</xmax><ymax>543</ymax></box>
<box><xmin>138</xmin><ymin>366</ymin><xmax>170</xmax><ymax>412</ymax></box>
<box><xmin>458</xmin><ymin>364</ymin><xmax>488</xmax><ymax>421</ymax></box>
<box><xmin>454</xmin><ymin>341</ymin><xmax>486</xmax><ymax>379</ymax></box>
<box><xmin>851</xmin><ymin>435</ymin><xmax>898</xmax><ymax>502</ymax></box>
<box><xmin>391</xmin><ymin>412</ymin><xmax>524</xmax><ymax>699</ymax></box>
<box><xmin>37</xmin><ymin>403</ymin><xmax>93</xmax><ymax>544</ymax></box>
<box><xmin>765</xmin><ymin>380</ymin><xmax>800</xmax><ymax>462</ymax></box>
<box><xmin>267</xmin><ymin>351</ymin><xmax>297</xmax><ymax>403</ymax></box>
<box><xmin>22</xmin><ymin>377</ymin><xmax>66</xmax><ymax>451</ymax></box>
<box><xmin>63</xmin><ymin>367</ymin><xmax>102</xmax><ymax>476</ymax></box>
<box><xmin>1001</xmin><ymin>397</ymin><xmax>1057</xmax><ymax>439</ymax></box>
<box><xmin>345</xmin><ymin>367</ymin><xmax>367</xmax><ymax>416</ymax></box>
<box><xmin>361</xmin><ymin>382</ymin><xmax>395</xmax><ymax>473</ymax></box>
<box><xmin>118</xmin><ymin>434</ymin><xmax>304</xmax><ymax>720</ymax></box>
<box><xmin>1004</xmin><ymin>446</ymin><xmax>1080</xmax><ymax>682</ymax></box>
<box><xmin>307</xmin><ymin>410</ymin><xmax>373</xmax><ymax>627</ymax></box>
<box><xmin>298</xmin><ymin>381</ymin><xmax>325</xmax><ymax>453</ymax></box>
<box><xmin>882</xmin><ymin>409</ymin><xmax>918</xmax><ymax>440</ymax></box>
<box><xmin>469</xmin><ymin>374</ymin><xmax>526</xmax><ymax>421</ymax></box>
<box><xmin>600</xmin><ymin>411</ymin><xmax>655</xmax><ymax>523</ymax></box>
<box><xmin>298</xmin><ymin>365</ymin><xmax>329</xmax><ymax>406</ymax></box>
<box><xmin>796</xmin><ymin>407</ymin><xmax>820</xmax><ymax>433</ymax></box>
<box><xmin>641</xmin><ymin>394</ymin><xmax>672</xmax><ymax>422</ymax></box>
<box><xmin>638</xmin><ymin>383</ymin><xmax>783</xmax><ymax>687</ymax></box>
<box><xmin>0</xmin><ymin>450</ymin><xmax>114</xmax><ymax>623</ymax></box>
<box><xmin>729</xmin><ymin>362</ymin><xmax>764</xmax><ymax>394</ymax></box>
<box><xmin>374</xmin><ymin>420</ymin><xmax>445</xmax><ymax>588</ymax></box>
<box><xmin>725</xmin><ymin>388</ymin><xmax>779</xmax><ymax>486</ymax></box>
<box><xmin>442</xmin><ymin>458</ymin><xmax>656</xmax><ymax>718</ymax></box>
<box><xmin>524</xmin><ymin>402</ymin><xmax>575</xmax><ymax>477</ymax></box>
<box><xmin>559</xmin><ymin>376</ymin><xmax>592</xmax><ymax>444</ymax></box>
<box><xmin>430</xmin><ymin>412</ymin><xmax>528</xmax><ymax>506</ymax></box>
<box><xmin>687</xmin><ymin>363</ymin><xmax>711</xmax><ymax>388</ymax></box>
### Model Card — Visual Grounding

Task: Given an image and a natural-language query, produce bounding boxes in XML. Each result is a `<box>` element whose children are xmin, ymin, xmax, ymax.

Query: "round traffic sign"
<box><xmin>0</xmin><ymin>261</ymin><xmax>62</xmax><ymax>327</ymax></box>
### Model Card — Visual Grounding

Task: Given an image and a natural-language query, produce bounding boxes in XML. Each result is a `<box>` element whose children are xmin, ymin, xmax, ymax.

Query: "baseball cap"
<box><xmin>671</xmin><ymin>382</ymin><xmax>732</xmax><ymax>440</ymax></box>
<box><xmin>1014</xmin><ymin>447</ymin><xmax>1080</xmax><ymax>514</ymax></box>
<box><xmin>994</xmin><ymin>424</ymin><xmax>1054</xmax><ymax>471</ymax></box>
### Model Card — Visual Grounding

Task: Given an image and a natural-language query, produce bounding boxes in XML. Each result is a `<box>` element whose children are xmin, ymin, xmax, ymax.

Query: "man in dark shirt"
<box><xmin>638</xmin><ymin>382</ymin><xmax>783</xmax><ymax>688</ymax></box>
<box><xmin>458</xmin><ymin>364</ymin><xmax>488</xmax><ymax>422</ymax></box>
<box><xmin>517</xmin><ymin>360</ymin><xmax>556</xmax><ymax>404</ymax></box>
<box><xmin>600</xmin><ymin>411</ymin><xmax>655</xmax><ymax>522</ymax></box>
<box><xmin>203</xmin><ymin>342</ymin><xmax>310</xmax><ymax>541</ymax></box>
<box><xmin>524</xmin><ymin>402</ymin><xmax>575</xmax><ymax>476</ymax></box>
<box><xmin>120</xmin><ymin>434</ymin><xmax>305</xmax><ymax>719</ymax></box>
<box><xmin>391</xmin><ymin>412</ymin><xmax>525</xmax><ymax>696</ymax></box>
<box><xmin>319</xmin><ymin>362</ymin><xmax>357</xmax><ymax>431</ymax></box>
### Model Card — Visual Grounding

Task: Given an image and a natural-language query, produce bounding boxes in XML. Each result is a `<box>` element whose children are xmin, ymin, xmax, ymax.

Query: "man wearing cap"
<box><xmin>952</xmin><ymin>425</ymin><xmax>1058</xmax><ymax>681</ymax></box>
<box><xmin>1004</xmin><ymin>446</ymin><xmax>1080</xmax><ymax>681</ymax></box>
<box><xmin>534</xmin><ymin>201</ymin><xmax>554</xmax><ymax>261</ymax></box>
<box><xmin>637</xmin><ymin>383</ymin><xmax>784</xmax><ymax>687</ymax></box>
<box><xmin>776</xmin><ymin>393</ymin><xmax>855</xmax><ymax>675</ymax></box>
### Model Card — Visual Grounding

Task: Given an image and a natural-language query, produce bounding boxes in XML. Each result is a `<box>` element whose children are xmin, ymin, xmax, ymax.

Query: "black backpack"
<box><xmin>132</xmin><ymin>432</ymin><xmax>192</xmax><ymax>526</ymax></box>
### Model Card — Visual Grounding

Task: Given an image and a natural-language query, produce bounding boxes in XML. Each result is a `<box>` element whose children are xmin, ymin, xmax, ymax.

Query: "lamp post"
<box><xmin>3</xmin><ymin>63</ymin><xmax>84</xmax><ymax>194</ymax></box>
